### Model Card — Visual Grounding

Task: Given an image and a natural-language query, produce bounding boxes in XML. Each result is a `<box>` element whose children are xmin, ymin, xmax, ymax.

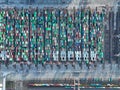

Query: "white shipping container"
<box><xmin>61</xmin><ymin>51</ymin><xmax>66</xmax><ymax>61</ymax></box>
<box><xmin>53</xmin><ymin>51</ymin><xmax>59</xmax><ymax>61</ymax></box>
<box><xmin>83</xmin><ymin>49</ymin><xmax>88</xmax><ymax>61</ymax></box>
<box><xmin>68</xmin><ymin>51</ymin><xmax>74</xmax><ymax>61</ymax></box>
<box><xmin>75</xmin><ymin>51</ymin><xmax>81</xmax><ymax>61</ymax></box>
<box><xmin>91</xmin><ymin>51</ymin><xmax>97</xmax><ymax>61</ymax></box>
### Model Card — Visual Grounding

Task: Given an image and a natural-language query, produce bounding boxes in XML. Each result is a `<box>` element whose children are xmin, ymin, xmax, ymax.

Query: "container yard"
<box><xmin>0</xmin><ymin>7</ymin><xmax>106</xmax><ymax>69</ymax></box>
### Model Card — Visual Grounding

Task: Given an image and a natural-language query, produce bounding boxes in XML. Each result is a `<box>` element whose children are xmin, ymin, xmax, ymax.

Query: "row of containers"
<box><xmin>0</xmin><ymin>7</ymin><xmax>105</xmax><ymax>65</ymax></box>
<box><xmin>27</xmin><ymin>78</ymin><xmax>118</xmax><ymax>87</ymax></box>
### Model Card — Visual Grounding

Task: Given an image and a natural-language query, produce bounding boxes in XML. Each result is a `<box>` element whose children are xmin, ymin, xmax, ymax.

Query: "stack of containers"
<box><xmin>5</xmin><ymin>9</ymin><xmax>14</xmax><ymax>63</ymax></box>
<box><xmin>83</xmin><ymin>9</ymin><xmax>89</xmax><ymax>64</ymax></box>
<box><xmin>44</xmin><ymin>9</ymin><xmax>52</xmax><ymax>62</ymax></box>
<box><xmin>0</xmin><ymin>9</ymin><xmax>6</xmax><ymax>62</ymax></box>
<box><xmin>81</xmin><ymin>9</ymin><xmax>85</xmax><ymax>63</ymax></box>
<box><xmin>15</xmin><ymin>8</ymin><xmax>22</xmax><ymax>62</ymax></box>
<box><xmin>96</xmin><ymin>11</ymin><xmax>104</xmax><ymax>62</ymax></box>
<box><xmin>90</xmin><ymin>10</ymin><xmax>95</xmax><ymax>62</ymax></box>
<box><xmin>67</xmin><ymin>9</ymin><xmax>74</xmax><ymax>62</ymax></box>
<box><xmin>30</xmin><ymin>8</ymin><xmax>37</xmax><ymax>64</ymax></box>
<box><xmin>75</xmin><ymin>9</ymin><xmax>82</xmax><ymax>62</ymax></box>
<box><xmin>37</xmin><ymin>9</ymin><xmax>44</xmax><ymax>63</ymax></box>
<box><xmin>60</xmin><ymin>9</ymin><xmax>67</xmax><ymax>62</ymax></box>
<box><xmin>93</xmin><ymin>10</ymin><xmax>97</xmax><ymax>62</ymax></box>
<box><xmin>89</xmin><ymin>8</ymin><xmax>105</xmax><ymax>63</ymax></box>
<box><xmin>52</xmin><ymin>9</ymin><xmax>59</xmax><ymax>62</ymax></box>
<box><xmin>91</xmin><ymin>9</ymin><xmax>99</xmax><ymax>63</ymax></box>
<box><xmin>20</xmin><ymin>9</ymin><xmax>29</xmax><ymax>62</ymax></box>
<box><xmin>101</xmin><ymin>10</ymin><xmax>105</xmax><ymax>63</ymax></box>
